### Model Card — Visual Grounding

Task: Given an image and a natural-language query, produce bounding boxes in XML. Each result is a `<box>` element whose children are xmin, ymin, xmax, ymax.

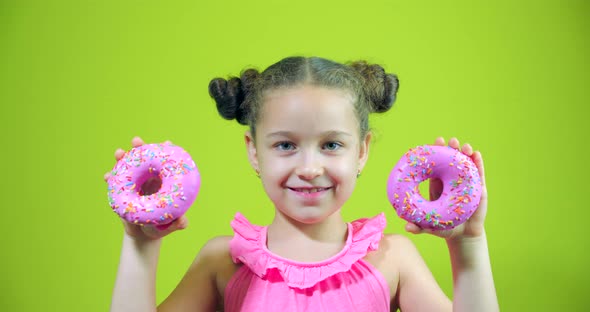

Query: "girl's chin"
<box><xmin>276</xmin><ymin>207</ymin><xmax>340</xmax><ymax>225</ymax></box>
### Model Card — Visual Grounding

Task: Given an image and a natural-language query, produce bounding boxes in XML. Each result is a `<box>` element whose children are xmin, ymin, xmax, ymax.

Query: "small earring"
<box><xmin>356</xmin><ymin>170</ymin><xmax>361</xmax><ymax>178</ymax></box>
<box><xmin>255</xmin><ymin>170</ymin><xmax>260</xmax><ymax>178</ymax></box>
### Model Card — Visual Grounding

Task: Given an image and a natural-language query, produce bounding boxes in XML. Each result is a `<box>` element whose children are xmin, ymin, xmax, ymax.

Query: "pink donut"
<box><xmin>387</xmin><ymin>145</ymin><xmax>482</xmax><ymax>230</ymax></box>
<box><xmin>107</xmin><ymin>142</ymin><xmax>200</xmax><ymax>226</ymax></box>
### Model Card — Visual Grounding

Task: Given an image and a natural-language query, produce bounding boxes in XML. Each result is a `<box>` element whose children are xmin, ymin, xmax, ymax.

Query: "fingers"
<box><xmin>122</xmin><ymin>216</ymin><xmax>190</xmax><ymax>241</ymax></box>
<box><xmin>114</xmin><ymin>148</ymin><xmax>126</xmax><ymax>161</ymax></box>
<box><xmin>132</xmin><ymin>136</ymin><xmax>144</xmax><ymax>147</ymax></box>
<box><xmin>472</xmin><ymin>151</ymin><xmax>486</xmax><ymax>187</ymax></box>
<box><xmin>436</xmin><ymin>137</ymin><xmax>474</xmax><ymax>156</ymax></box>
<box><xmin>461</xmin><ymin>143</ymin><xmax>473</xmax><ymax>156</ymax></box>
<box><xmin>114</xmin><ymin>137</ymin><xmax>145</xmax><ymax>161</ymax></box>
<box><xmin>108</xmin><ymin>148</ymin><xmax>126</xmax><ymax>182</ymax></box>
<box><xmin>448</xmin><ymin>137</ymin><xmax>460</xmax><ymax>149</ymax></box>
<box><xmin>106</xmin><ymin>148</ymin><xmax>126</xmax><ymax>182</ymax></box>
<box><xmin>435</xmin><ymin>137</ymin><xmax>462</xmax><ymax>151</ymax></box>
<box><xmin>439</xmin><ymin>137</ymin><xmax>484</xmax><ymax>189</ymax></box>
<box><xmin>108</xmin><ymin>136</ymin><xmax>144</xmax><ymax>182</ymax></box>
<box><xmin>405</xmin><ymin>221</ymin><xmax>458</xmax><ymax>239</ymax></box>
<box><xmin>174</xmin><ymin>216</ymin><xmax>189</xmax><ymax>230</ymax></box>
<box><xmin>404</xmin><ymin>222</ymin><xmax>440</xmax><ymax>236</ymax></box>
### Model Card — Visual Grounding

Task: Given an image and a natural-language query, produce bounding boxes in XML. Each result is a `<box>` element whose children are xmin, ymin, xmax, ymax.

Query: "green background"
<box><xmin>1</xmin><ymin>0</ymin><xmax>588</xmax><ymax>311</ymax></box>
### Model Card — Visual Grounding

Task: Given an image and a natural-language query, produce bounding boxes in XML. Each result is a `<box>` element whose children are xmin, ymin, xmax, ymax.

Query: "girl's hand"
<box><xmin>404</xmin><ymin>137</ymin><xmax>488</xmax><ymax>241</ymax></box>
<box><xmin>104</xmin><ymin>136</ymin><xmax>189</xmax><ymax>241</ymax></box>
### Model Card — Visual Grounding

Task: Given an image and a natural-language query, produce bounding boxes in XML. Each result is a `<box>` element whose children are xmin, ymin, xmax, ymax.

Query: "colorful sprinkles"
<box><xmin>107</xmin><ymin>142</ymin><xmax>201</xmax><ymax>226</ymax></box>
<box><xmin>386</xmin><ymin>145</ymin><xmax>482</xmax><ymax>230</ymax></box>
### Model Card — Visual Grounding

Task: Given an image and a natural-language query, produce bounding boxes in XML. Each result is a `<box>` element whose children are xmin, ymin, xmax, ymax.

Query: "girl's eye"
<box><xmin>275</xmin><ymin>142</ymin><xmax>295</xmax><ymax>151</ymax></box>
<box><xmin>323</xmin><ymin>141</ymin><xmax>343</xmax><ymax>151</ymax></box>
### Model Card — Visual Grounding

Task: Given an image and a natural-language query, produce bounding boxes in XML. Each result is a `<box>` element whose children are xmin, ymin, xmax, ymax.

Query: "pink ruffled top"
<box><xmin>224</xmin><ymin>212</ymin><xmax>390</xmax><ymax>312</ymax></box>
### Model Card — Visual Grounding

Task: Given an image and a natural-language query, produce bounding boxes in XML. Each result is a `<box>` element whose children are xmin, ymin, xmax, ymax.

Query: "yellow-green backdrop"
<box><xmin>1</xmin><ymin>0</ymin><xmax>588</xmax><ymax>311</ymax></box>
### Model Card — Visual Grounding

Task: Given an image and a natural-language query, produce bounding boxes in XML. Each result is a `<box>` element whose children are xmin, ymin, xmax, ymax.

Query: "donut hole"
<box><xmin>418</xmin><ymin>178</ymin><xmax>443</xmax><ymax>201</ymax></box>
<box><xmin>138</xmin><ymin>175</ymin><xmax>163</xmax><ymax>196</ymax></box>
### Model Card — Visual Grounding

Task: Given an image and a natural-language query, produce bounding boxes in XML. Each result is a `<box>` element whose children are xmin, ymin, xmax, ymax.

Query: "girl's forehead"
<box><xmin>263</xmin><ymin>85</ymin><xmax>354</xmax><ymax>102</ymax></box>
<box><xmin>258</xmin><ymin>86</ymin><xmax>359</xmax><ymax>135</ymax></box>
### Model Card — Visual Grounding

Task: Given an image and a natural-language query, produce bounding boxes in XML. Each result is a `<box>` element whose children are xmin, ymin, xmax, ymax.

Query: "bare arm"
<box><xmin>157</xmin><ymin>236</ymin><xmax>231</xmax><ymax>312</ymax></box>
<box><xmin>395</xmin><ymin>235</ymin><xmax>453</xmax><ymax>312</ymax></box>
<box><xmin>110</xmin><ymin>234</ymin><xmax>161</xmax><ymax>312</ymax></box>
<box><xmin>447</xmin><ymin>232</ymin><xmax>499</xmax><ymax>312</ymax></box>
<box><xmin>106</xmin><ymin>137</ymin><xmax>175</xmax><ymax>312</ymax></box>
<box><xmin>399</xmin><ymin>137</ymin><xmax>499</xmax><ymax>311</ymax></box>
<box><xmin>107</xmin><ymin>136</ymin><xmax>218</xmax><ymax>312</ymax></box>
<box><xmin>109</xmin><ymin>233</ymin><xmax>224</xmax><ymax>312</ymax></box>
<box><xmin>395</xmin><ymin>233</ymin><xmax>498</xmax><ymax>312</ymax></box>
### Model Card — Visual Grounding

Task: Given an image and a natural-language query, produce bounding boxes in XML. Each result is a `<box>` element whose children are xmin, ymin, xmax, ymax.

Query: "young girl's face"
<box><xmin>245</xmin><ymin>85</ymin><xmax>371</xmax><ymax>224</ymax></box>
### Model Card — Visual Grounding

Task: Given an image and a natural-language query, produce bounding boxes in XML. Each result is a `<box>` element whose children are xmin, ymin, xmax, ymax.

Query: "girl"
<box><xmin>107</xmin><ymin>57</ymin><xmax>499</xmax><ymax>311</ymax></box>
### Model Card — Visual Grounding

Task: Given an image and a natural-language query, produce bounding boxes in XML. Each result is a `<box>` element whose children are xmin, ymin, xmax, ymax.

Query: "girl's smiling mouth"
<box><xmin>287</xmin><ymin>187</ymin><xmax>333</xmax><ymax>198</ymax></box>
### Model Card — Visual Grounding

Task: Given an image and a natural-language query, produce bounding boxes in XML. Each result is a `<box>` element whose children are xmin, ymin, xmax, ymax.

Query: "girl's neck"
<box><xmin>266</xmin><ymin>210</ymin><xmax>348</xmax><ymax>262</ymax></box>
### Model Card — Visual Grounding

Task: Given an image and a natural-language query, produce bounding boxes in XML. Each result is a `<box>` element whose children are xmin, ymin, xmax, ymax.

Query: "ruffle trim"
<box><xmin>229</xmin><ymin>212</ymin><xmax>386</xmax><ymax>289</ymax></box>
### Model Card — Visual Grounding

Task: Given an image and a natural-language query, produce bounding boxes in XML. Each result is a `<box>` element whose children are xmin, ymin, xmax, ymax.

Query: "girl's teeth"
<box><xmin>298</xmin><ymin>188</ymin><xmax>325</xmax><ymax>193</ymax></box>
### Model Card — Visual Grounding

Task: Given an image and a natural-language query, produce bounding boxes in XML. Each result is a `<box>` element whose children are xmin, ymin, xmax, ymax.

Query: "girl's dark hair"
<box><xmin>208</xmin><ymin>56</ymin><xmax>399</xmax><ymax>139</ymax></box>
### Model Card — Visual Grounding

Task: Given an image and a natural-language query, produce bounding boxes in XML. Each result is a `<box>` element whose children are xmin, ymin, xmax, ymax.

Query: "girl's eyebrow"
<box><xmin>266</xmin><ymin>130</ymin><xmax>353</xmax><ymax>138</ymax></box>
<box><xmin>320</xmin><ymin>130</ymin><xmax>353</xmax><ymax>137</ymax></box>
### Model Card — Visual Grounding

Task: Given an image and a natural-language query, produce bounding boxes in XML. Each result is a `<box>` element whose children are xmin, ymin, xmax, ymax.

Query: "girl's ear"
<box><xmin>245</xmin><ymin>131</ymin><xmax>259</xmax><ymax>172</ymax></box>
<box><xmin>358</xmin><ymin>132</ymin><xmax>372</xmax><ymax>172</ymax></box>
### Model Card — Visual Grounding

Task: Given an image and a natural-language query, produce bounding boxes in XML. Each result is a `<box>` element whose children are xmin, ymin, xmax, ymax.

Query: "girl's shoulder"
<box><xmin>370</xmin><ymin>232</ymin><xmax>425</xmax><ymax>269</ymax></box>
<box><xmin>368</xmin><ymin>234</ymin><xmax>452</xmax><ymax>309</ymax></box>
<box><xmin>158</xmin><ymin>235</ymin><xmax>238</xmax><ymax>311</ymax></box>
<box><xmin>196</xmin><ymin>235</ymin><xmax>241</xmax><ymax>300</ymax></box>
<box><xmin>197</xmin><ymin>235</ymin><xmax>239</xmax><ymax>274</ymax></box>
<box><xmin>379</xmin><ymin>233</ymin><xmax>419</xmax><ymax>255</ymax></box>
<box><xmin>199</xmin><ymin>235</ymin><xmax>232</xmax><ymax>255</ymax></box>
<box><xmin>364</xmin><ymin>233</ymin><xmax>423</xmax><ymax>297</ymax></box>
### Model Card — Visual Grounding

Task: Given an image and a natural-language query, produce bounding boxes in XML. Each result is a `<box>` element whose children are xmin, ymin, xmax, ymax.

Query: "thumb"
<box><xmin>155</xmin><ymin>216</ymin><xmax>189</xmax><ymax>233</ymax></box>
<box><xmin>405</xmin><ymin>222</ymin><xmax>425</xmax><ymax>234</ymax></box>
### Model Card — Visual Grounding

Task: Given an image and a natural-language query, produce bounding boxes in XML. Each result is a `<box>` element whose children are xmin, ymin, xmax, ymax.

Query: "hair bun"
<box><xmin>239</xmin><ymin>68</ymin><xmax>261</xmax><ymax>93</ymax></box>
<box><xmin>377</xmin><ymin>73</ymin><xmax>399</xmax><ymax>113</ymax></box>
<box><xmin>350</xmin><ymin>61</ymin><xmax>399</xmax><ymax>113</ymax></box>
<box><xmin>208</xmin><ymin>77</ymin><xmax>248</xmax><ymax>125</ymax></box>
<box><xmin>208</xmin><ymin>68</ymin><xmax>261</xmax><ymax>126</ymax></box>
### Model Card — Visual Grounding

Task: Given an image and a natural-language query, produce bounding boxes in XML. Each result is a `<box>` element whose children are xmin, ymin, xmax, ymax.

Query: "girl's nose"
<box><xmin>294</xmin><ymin>154</ymin><xmax>324</xmax><ymax>180</ymax></box>
<box><xmin>295</xmin><ymin>165</ymin><xmax>324</xmax><ymax>180</ymax></box>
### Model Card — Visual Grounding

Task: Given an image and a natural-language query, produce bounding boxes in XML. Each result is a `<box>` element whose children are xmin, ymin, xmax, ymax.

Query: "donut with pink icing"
<box><xmin>387</xmin><ymin>145</ymin><xmax>482</xmax><ymax>230</ymax></box>
<box><xmin>107</xmin><ymin>142</ymin><xmax>200</xmax><ymax>226</ymax></box>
